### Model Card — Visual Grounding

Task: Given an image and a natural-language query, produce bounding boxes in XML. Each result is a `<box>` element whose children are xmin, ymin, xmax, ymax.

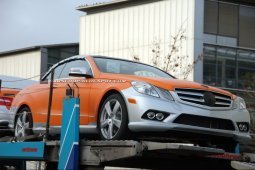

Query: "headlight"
<box><xmin>232</xmin><ymin>97</ymin><xmax>246</xmax><ymax>110</ymax></box>
<box><xmin>239</xmin><ymin>98</ymin><xmax>246</xmax><ymax>110</ymax></box>
<box><xmin>131</xmin><ymin>81</ymin><xmax>159</xmax><ymax>97</ymax></box>
<box><xmin>157</xmin><ymin>87</ymin><xmax>174</xmax><ymax>101</ymax></box>
<box><xmin>232</xmin><ymin>99</ymin><xmax>238</xmax><ymax>109</ymax></box>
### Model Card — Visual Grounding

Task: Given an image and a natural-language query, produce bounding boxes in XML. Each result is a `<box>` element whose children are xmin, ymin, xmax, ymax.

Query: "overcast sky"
<box><xmin>0</xmin><ymin>0</ymin><xmax>110</xmax><ymax>52</ymax></box>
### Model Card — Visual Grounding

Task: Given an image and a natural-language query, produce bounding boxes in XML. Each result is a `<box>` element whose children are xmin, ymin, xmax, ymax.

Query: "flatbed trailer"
<box><xmin>0</xmin><ymin>135</ymin><xmax>254</xmax><ymax>170</ymax></box>
<box><xmin>46</xmin><ymin>140</ymin><xmax>225</xmax><ymax>165</ymax></box>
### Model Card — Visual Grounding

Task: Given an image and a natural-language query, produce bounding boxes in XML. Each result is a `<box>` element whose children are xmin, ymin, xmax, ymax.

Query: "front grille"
<box><xmin>173</xmin><ymin>114</ymin><xmax>235</xmax><ymax>131</ymax></box>
<box><xmin>175</xmin><ymin>88</ymin><xmax>232</xmax><ymax>108</ymax></box>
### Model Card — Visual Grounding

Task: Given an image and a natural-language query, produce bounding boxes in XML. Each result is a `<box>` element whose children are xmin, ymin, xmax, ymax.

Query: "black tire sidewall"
<box><xmin>98</xmin><ymin>93</ymin><xmax>128</xmax><ymax>140</ymax></box>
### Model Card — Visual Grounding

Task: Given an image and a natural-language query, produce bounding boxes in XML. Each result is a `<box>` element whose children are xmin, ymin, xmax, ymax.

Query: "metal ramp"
<box><xmin>44</xmin><ymin>140</ymin><xmax>232</xmax><ymax>164</ymax></box>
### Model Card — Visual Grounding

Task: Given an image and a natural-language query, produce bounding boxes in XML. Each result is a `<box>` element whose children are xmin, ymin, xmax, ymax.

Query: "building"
<box><xmin>78</xmin><ymin>0</ymin><xmax>255</xmax><ymax>120</ymax></box>
<box><xmin>0</xmin><ymin>43</ymin><xmax>79</xmax><ymax>81</ymax></box>
<box><xmin>78</xmin><ymin>0</ymin><xmax>255</xmax><ymax>85</ymax></box>
<box><xmin>78</xmin><ymin>0</ymin><xmax>204</xmax><ymax>82</ymax></box>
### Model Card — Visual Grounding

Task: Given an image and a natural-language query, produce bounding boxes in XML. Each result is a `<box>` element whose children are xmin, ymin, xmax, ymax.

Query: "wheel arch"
<box><xmin>97</xmin><ymin>89</ymin><xmax>129</xmax><ymax>121</ymax></box>
<box><xmin>14</xmin><ymin>104</ymin><xmax>34</xmax><ymax>136</ymax></box>
<box><xmin>15</xmin><ymin>104</ymin><xmax>32</xmax><ymax>125</ymax></box>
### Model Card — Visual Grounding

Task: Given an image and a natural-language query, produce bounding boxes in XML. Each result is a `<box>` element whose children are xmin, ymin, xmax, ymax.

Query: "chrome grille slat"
<box><xmin>215</xmin><ymin>96</ymin><xmax>231</xmax><ymax>102</ymax></box>
<box><xmin>215</xmin><ymin>102</ymin><xmax>231</xmax><ymax>106</ymax></box>
<box><xmin>179</xmin><ymin>96</ymin><xmax>205</xmax><ymax>103</ymax></box>
<box><xmin>174</xmin><ymin>90</ymin><xmax>203</xmax><ymax>97</ymax></box>
<box><xmin>175</xmin><ymin>88</ymin><xmax>232</xmax><ymax>108</ymax></box>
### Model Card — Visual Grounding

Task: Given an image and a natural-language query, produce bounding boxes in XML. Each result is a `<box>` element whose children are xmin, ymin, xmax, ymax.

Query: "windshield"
<box><xmin>94</xmin><ymin>57</ymin><xmax>174</xmax><ymax>79</ymax></box>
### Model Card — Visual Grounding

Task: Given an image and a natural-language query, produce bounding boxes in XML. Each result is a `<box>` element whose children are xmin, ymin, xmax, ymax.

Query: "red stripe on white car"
<box><xmin>0</xmin><ymin>97</ymin><xmax>13</xmax><ymax>110</ymax></box>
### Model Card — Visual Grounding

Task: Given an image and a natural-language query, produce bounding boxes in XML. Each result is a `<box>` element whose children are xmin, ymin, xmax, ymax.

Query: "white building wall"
<box><xmin>0</xmin><ymin>50</ymin><xmax>41</xmax><ymax>81</ymax></box>
<box><xmin>80</xmin><ymin>0</ymin><xmax>204</xmax><ymax>82</ymax></box>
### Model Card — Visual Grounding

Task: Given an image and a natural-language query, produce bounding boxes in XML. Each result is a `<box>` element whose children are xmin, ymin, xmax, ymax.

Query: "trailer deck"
<box><xmin>0</xmin><ymin>134</ymin><xmax>254</xmax><ymax>170</ymax></box>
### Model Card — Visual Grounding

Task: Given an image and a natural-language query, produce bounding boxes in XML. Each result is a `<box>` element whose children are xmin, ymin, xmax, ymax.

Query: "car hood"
<box><xmin>100</xmin><ymin>73</ymin><xmax>235</xmax><ymax>99</ymax></box>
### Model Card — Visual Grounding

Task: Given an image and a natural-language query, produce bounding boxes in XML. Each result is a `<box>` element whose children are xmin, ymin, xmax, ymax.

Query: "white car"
<box><xmin>0</xmin><ymin>75</ymin><xmax>35</xmax><ymax>131</ymax></box>
<box><xmin>0</xmin><ymin>88</ymin><xmax>20</xmax><ymax>131</ymax></box>
<box><xmin>0</xmin><ymin>105</ymin><xmax>9</xmax><ymax>128</ymax></box>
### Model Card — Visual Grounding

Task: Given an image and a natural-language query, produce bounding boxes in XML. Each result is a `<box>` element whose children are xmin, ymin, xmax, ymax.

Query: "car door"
<box><xmin>50</xmin><ymin>59</ymin><xmax>92</xmax><ymax>126</ymax></box>
<box><xmin>30</xmin><ymin>63</ymin><xmax>66</xmax><ymax>128</ymax></box>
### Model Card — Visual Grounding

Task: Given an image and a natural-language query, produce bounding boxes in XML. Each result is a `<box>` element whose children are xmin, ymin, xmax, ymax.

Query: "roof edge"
<box><xmin>77</xmin><ymin>0</ymin><xmax>161</xmax><ymax>14</ymax></box>
<box><xmin>77</xmin><ymin>0</ymin><xmax>130</xmax><ymax>11</ymax></box>
<box><xmin>0</xmin><ymin>43</ymin><xmax>79</xmax><ymax>56</ymax></box>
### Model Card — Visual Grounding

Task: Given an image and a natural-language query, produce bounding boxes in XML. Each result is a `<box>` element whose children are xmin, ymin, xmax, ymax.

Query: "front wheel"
<box><xmin>14</xmin><ymin>107</ymin><xmax>33</xmax><ymax>137</ymax></box>
<box><xmin>98</xmin><ymin>94</ymin><xmax>128</xmax><ymax>140</ymax></box>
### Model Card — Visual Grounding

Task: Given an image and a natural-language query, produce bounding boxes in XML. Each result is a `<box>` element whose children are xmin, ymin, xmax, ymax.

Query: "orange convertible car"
<box><xmin>9</xmin><ymin>55</ymin><xmax>250</xmax><ymax>149</ymax></box>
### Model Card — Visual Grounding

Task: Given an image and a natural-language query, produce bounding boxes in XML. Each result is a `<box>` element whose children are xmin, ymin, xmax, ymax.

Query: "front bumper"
<box><xmin>121</xmin><ymin>87</ymin><xmax>251</xmax><ymax>142</ymax></box>
<box><xmin>128</xmin><ymin>122</ymin><xmax>251</xmax><ymax>142</ymax></box>
<box><xmin>0</xmin><ymin>107</ymin><xmax>10</xmax><ymax>129</ymax></box>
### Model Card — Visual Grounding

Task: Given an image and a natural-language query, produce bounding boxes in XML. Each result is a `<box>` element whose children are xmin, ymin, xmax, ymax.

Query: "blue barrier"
<box><xmin>58</xmin><ymin>98</ymin><xmax>80</xmax><ymax>170</ymax></box>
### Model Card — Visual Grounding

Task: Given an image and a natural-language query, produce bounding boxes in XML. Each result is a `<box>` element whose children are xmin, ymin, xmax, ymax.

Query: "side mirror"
<box><xmin>69</xmin><ymin>67</ymin><xmax>93</xmax><ymax>78</ymax></box>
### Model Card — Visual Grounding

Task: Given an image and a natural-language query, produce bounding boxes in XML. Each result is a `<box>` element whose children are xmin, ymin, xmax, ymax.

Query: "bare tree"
<box><xmin>130</xmin><ymin>47</ymin><xmax>140</xmax><ymax>62</ymax></box>
<box><xmin>150</xmin><ymin>28</ymin><xmax>203</xmax><ymax>80</ymax></box>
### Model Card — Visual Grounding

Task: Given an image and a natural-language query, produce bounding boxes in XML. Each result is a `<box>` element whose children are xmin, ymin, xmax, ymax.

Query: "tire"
<box><xmin>98</xmin><ymin>93</ymin><xmax>128</xmax><ymax>140</ymax></box>
<box><xmin>14</xmin><ymin>107</ymin><xmax>33</xmax><ymax>137</ymax></box>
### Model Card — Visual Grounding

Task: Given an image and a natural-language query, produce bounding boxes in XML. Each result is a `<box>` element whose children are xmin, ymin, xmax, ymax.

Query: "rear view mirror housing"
<box><xmin>69</xmin><ymin>67</ymin><xmax>93</xmax><ymax>78</ymax></box>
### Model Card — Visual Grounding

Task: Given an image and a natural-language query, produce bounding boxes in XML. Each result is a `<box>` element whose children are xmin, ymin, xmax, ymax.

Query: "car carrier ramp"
<box><xmin>45</xmin><ymin>140</ymin><xmax>227</xmax><ymax>166</ymax></box>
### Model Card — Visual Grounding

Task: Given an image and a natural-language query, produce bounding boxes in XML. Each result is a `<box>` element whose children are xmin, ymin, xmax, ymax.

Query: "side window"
<box><xmin>59</xmin><ymin>59</ymin><xmax>92</xmax><ymax>79</ymax></box>
<box><xmin>42</xmin><ymin>63</ymin><xmax>66</xmax><ymax>81</ymax></box>
<box><xmin>53</xmin><ymin>63</ymin><xmax>66</xmax><ymax>80</ymax></box>
<box><xmin>43</xmin><ymin>73</ymin><xmax>51</xmax><ymax>82</ymax></box>
<box><xmin>42</xmin><ymin>59</ymin><xmax>92</xmax><ymax>81</ymax></box>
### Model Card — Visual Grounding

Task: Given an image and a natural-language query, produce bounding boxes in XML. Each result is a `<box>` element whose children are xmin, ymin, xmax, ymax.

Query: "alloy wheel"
<box><xmin>100</xmin><ymin>99</ymin><xmax>122</xmax><ymax>139</ymax></box>
<box><xmin>15</xmin><ymin>111</ymin><xmax>30</xmax><ymax>137</ymax></box>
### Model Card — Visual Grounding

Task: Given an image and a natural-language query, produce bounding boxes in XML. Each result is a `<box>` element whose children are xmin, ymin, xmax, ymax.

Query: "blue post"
<box><xmin>235</xmin><ymin>143</ymin><xmax>240</xmax><ymax>154</ymax></box>
<box><xmin>58</xmin><ymin>98</ymin><xmax>80</xmax><ymax>170</ymax></box>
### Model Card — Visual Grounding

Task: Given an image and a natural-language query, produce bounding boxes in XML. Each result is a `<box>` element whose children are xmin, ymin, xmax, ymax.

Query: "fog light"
<box><xmin>239</xmin><ymin>124</ymin><xmax>244</xmax><ymax>131</ymax></box>
<box><xmin>242</xmin><ymin>124</ymin><xmax>247</xmax><ymax>132</ymax></box>
<box><xmin>156</xmin><ymin>113</ymin><xmax>164</xmax><ymax>121</ymax></box>
<box><xmin>142</xmin><ymin>110</ymin><xmax>170</xmax><ymax>121</ymax></box>
<box><xmin>237</xmin><ymin>122</ymin><xmax>249</xmax><ymax>132</ymax></box>
<box><xmin>147</xmin><ymin>112</ymin><xmax>155</xmax><ymax>120</ymax></box>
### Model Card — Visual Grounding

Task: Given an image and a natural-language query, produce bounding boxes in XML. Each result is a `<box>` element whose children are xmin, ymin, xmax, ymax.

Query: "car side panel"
<box><xmin>88</xmin><ymin>80</ymin><xmax>131</xmax><ymax>124</ymax></box>
<box><xmin>15</xmin><ymin>83</ymin><xmax>49</xmax><ymax>125</ymax></box>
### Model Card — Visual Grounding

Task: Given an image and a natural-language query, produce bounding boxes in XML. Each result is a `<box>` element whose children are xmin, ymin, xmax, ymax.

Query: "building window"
<box><xmin>216</xmin><ymin>47</ymin><xmax>237</xmax><ymax>88</ymax></box>
<box><xmin>203</xmin><ymin>45</ymin><xmax>217</xmax><ymax>86</ymax></box>
<box><xmin>203</xmin><ymin>44</ymin><xmax>255</xmax><ymax>91</ymax></box>
<box><xmin>204</xmin><ymin>0</ymin><xmax>255</xmax><ymax>49</ymax></box>
<box><xmin>204</xmin><ymin>1</ymin><xmax>238</xmax><ymax>37</ymax></box>
<box><xmin>218</xmin><ymin>3</ymin><xmax>238</xmax><ymax>37</ymax></box>
<box><xmin>204</xmin><ymin>0</ymin><xmax>218</xmax><ymax>34</ymax></box>
<box><xmin>237</xmin><ymin>50</ymin><xmax>255</xmax><ymax>90</ymax></box>
<box><xmin>239</xmin><ymin>6</ymin><xmax>255</xmax><ymax>48</ymax></box>
<box><xmin>47</xmin><ymin>46</ymin><xmax>79</xmax><ymax>69</ymax></box>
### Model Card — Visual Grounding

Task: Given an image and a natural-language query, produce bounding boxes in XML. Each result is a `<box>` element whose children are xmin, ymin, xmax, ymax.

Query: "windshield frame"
<box><xmin>93</xmin><ymin>56</ymin><xmax>176</xmax><ymax>79</ymax></box>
